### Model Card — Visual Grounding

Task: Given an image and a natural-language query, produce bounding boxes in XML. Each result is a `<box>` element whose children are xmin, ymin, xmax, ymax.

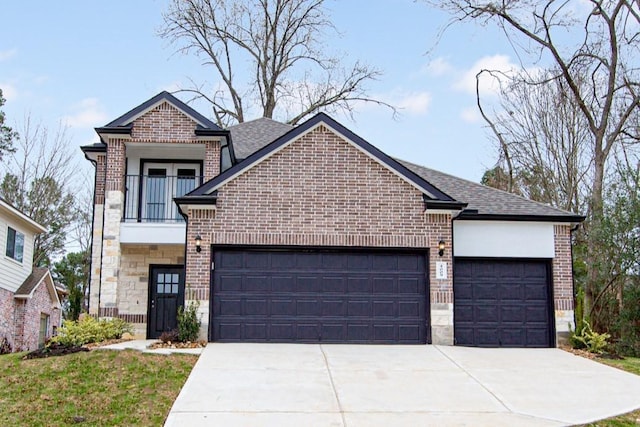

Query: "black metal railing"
<box><xmin>123</xmin><ymin>175</ymin><xmax>203</xmax><ymax>222</ymax></box>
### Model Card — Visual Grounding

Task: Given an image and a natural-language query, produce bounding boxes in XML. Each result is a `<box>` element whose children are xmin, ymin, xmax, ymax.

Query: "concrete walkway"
<box><xmin>165</xmin><ymin>344</ymin><xmax>640</xmax><ymax>427</ymax></box>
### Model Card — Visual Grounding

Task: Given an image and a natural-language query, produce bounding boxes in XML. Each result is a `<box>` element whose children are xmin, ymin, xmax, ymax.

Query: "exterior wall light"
<box><xmin>438</xmin><ymin>239</ymin><xmax>446</xmax><ymax>257</ymax></box>
<box><xmin>195</xmin><ymin>235</ymin><xmax>202</xmax><ymax>253</ymax></box>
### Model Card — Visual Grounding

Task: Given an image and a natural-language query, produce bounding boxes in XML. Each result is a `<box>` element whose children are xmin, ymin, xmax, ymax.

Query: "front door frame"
<box><xmin>147</xmin><ymin>264</ymin><xmax>185</xmax><ymax>339</ymax></box>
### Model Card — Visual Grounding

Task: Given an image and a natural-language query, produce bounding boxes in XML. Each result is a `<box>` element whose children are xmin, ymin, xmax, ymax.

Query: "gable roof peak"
<box><xmin>100</xmin><ymin>91</ymin><xmax>223</xmax><ymax>131</ymax></box>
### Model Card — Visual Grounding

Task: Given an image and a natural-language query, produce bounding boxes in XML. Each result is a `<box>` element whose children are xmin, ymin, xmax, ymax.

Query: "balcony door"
<box><xmin>142</xmin><ymin>162</ymin><xmax>200</xmax><ymax>222</ymax></box>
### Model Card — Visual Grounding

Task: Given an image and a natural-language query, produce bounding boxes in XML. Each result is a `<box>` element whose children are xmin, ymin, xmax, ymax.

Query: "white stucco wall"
<box><xmin>453</xmin><ymin>220</ymin><xmax>555</xmax><ymax>258</ymax></box>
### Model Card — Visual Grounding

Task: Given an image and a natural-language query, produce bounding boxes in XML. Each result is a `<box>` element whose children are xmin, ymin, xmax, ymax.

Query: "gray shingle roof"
<box><xmin>397</xmin><ymin>159</ymin><xmax>581</xmax><ymax>219</ymax></box>
<box><xmin>15</xmin><ymin>267</ymin><xmax>50</xmax><ymax>297</ymax></box>
<box><xmin>226</xmin><ymin>117</ymin><xmax>582</xmax><ymax>221</ymax></box>
<box><xmin>229</xmin><ymin>117</ymin><xmax>293</xmax><ymax>159</ymax></box>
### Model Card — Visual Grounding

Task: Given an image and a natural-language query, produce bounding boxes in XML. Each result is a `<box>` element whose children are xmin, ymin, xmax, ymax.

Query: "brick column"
<box><xmin>185</xmin><ymin>208</ymin><xmax>216</xmax><ymax>340</ymax></box>
<box><xmin>99</xmin><ymin>139</ymin><xmax>126</xmax><ymax>316</ymax></box>
<box><xmin>204</xmin><ymin>140</ymin><xmax>221</xmax><ymax>179</ymax></box>
<box><xmin>553</xmin><ymin>224</ymin><xmax>575</xmax><ymax>344</ymax></box>
<box><xmin>426</xmin><ymin>213</ymin><xmax>454</xmax><ymax>345</ymax></box>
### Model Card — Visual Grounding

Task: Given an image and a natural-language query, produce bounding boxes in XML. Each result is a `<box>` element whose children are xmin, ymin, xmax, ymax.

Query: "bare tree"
<box><xmin>0</xmin><ymin>116</ymin><xmax>78</xmax><ymax>266</ymax></box>
<box><xmin>428</xmin><ymin>0</ymin><xmax>640</xmax><ymax>319</ymax></box>
<box><xmin>160</xmin><ymin>0</ymin><xmax>395</xmax><ymax>126</ymax></box>
<box><xmin>478</xmin><ymin>68</ymin><xmax>594</xmax><ymax>214</ymax></box>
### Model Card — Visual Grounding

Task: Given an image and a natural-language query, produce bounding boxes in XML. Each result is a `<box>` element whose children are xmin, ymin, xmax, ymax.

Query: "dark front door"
<box><xmin>148</xmin><ymin>265</ymin><xmax>185</xmax><ymax>339</ymax></box>
<box><xmin>454</xmin><ymin>259</ymin><xmax>554</xmax><ymax>348</ymax></box>
<box><xmin>210</xmin><ymin>248</ymin><xmax>429</xmax><ymax>344</ymax></box>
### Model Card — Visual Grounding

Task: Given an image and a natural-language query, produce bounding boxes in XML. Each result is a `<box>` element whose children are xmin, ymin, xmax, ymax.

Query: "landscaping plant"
<box><xmin>177</xmin><ymin>300</ymin><xmax>201</xmax><ymax>343</ymax></box>
<box><xmin>51</xmin><ymin>316</ymin><xmax>133</xmax><ymax>347</ymax></box>
<box><xmin>570</xmin><ymin>320</ymin><xmax>611</xmax><ymax>354</ymax></box>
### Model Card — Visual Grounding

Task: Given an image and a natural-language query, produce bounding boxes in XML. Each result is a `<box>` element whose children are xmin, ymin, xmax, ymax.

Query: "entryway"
<box><xmin>147</xmin><ymin>265</ymin><xmax>185</xmax><ymax>339</ymax></box>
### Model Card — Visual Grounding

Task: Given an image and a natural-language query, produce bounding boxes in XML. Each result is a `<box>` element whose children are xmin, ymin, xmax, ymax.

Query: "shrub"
<box><xmin>177</xmin><ymin>301</ymin><xmax>201</xmax><ymax>342</ymax></box>
<box><xmin>51</xmin><ymin>316</ymin><xmax>133</xmax><ymax>347</ymax></box>
<box><xmin>570</xmin><ymin>320</ymin><xmax>611</xmax><ymax>354</ymax></box>
<box><xmin>159</xmin><ymin>329</ymin><xmax>179</xmax><ymax>343</ymax></box>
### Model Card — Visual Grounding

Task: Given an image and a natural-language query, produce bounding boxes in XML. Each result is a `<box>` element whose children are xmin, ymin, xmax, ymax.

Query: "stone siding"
<box><xmin>118</xmin><ymin>244</ymin><xmax>184</xmax><ymax>337</ymax></box>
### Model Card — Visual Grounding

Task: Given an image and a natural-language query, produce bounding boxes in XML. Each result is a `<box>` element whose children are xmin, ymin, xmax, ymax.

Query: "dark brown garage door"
<box><xmin>210</xmin><ymin>248</ymin><xmax>429</xmax><ymax>343</ymax></box>
<box><xmin>454</xmin><ymin>259</ymin><xmax>553</xmax><ymax>348</ymax></box>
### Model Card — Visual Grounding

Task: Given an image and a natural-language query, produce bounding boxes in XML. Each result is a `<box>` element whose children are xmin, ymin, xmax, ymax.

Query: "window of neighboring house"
<box><xmin>39</xmin><ymin>313</ymin><xmax>50</xmax><ymax>348</ymax></box>
<box><xmin>5</xmin><ymin>226</ymin><xmax>24</xmax><ymax>263</ymax></box>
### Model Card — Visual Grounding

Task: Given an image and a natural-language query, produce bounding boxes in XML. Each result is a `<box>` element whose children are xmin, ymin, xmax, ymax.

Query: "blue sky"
<box><xmin>0</xmin><ymin>0</ymin><xmax>525</xmax><ymax>182</ymax></box>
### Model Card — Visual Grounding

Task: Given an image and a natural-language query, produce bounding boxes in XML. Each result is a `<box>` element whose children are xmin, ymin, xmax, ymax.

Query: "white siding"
<box><xmin>453</xmin><ymin>220</ymin><xmax>555</xmax><ymax>258</ymax></box>
<box><xmin>0</xmin><ymin>214</ymin><xmax>36</xmax><ymax>293</ymax></box>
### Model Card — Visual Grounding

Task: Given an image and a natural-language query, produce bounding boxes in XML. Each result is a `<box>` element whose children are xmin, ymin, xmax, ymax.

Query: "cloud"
<box><xmin>422</xmin><ymin>57</ymin><xmax>453</xmax><ymax>77</ymax></box>
<box><xmin>460</xmin><ymin>106</ymin><xmax>481</xmax><ymax>123</ymax></box>
<box><xmin>63</xmin><ymin>98</ymin><xmax>109</xmax><ymax>128</ymax></box>
<box><xmin>0</xmin><ymin>83</ymin><xmax>18</xmax><ymax>101</ymax></box>
<box><xmin>396</xmin><ymin>92</ymin><xmax>432</xmax><ymax>115</ymax></box>
<box><xmin>0</xmin><ymin>49</ymin><xmax>17</xmax><ymax>62</ymax></box>
<box><xmin>454</xmin><ymin>54</ymin><xmax>522</xmax><ymax>96</ymax></box>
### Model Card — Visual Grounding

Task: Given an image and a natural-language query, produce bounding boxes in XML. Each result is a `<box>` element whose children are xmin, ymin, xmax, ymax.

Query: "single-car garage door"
<box><xmin>454</xmin><ymin>259</ymin><xmax>553</xmax><ymax>348</ymax></box>
<box><xmin>210</xmin><ymin>248</ymin><xmax>429</xmax><ymax>343</ymax></box>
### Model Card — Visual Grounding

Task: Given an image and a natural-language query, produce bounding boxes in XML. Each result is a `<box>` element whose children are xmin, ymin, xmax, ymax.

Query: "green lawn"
<box><xmin>586</xmin><ymin>357</ymin><xmax>640</xmax><ymax>427</ymax></box>
<box><xmin>0</xmin><ymin>349</ymin><xmax>197</xmax><ymax>426</ymax></box>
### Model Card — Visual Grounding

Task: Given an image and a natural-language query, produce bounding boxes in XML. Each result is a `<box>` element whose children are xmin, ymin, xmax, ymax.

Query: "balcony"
<box><xmin>120</xmin><ymin>173</ymin><xmax>203</xmax><ymax>245</ymax></box>
<box><xmin>124</xmin><ymin>174</ymin><xmax>203</xmax><ymax>223</ymax></box>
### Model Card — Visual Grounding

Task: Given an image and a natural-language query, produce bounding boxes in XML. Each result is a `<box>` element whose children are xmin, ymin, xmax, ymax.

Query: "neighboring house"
<box><xmin>0</xmin><ymin>198</ymin><xmax>62</xmax><ymax>352</ymax></box>
<box><xmin>82</xmin><ymin>91</ymin><xmax>584</xmax><ymax>348</ymax></box>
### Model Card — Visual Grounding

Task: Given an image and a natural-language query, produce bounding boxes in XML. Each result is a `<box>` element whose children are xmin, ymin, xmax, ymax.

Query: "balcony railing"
<box><xmin>124</xmin><ymin>175</ymin><xmax>203</xmax><ymax>223</ymax></box>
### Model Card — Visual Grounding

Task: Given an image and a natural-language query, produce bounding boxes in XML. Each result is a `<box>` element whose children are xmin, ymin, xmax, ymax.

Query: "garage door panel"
<box><xmin>323</xmin><ymin>299</ymin><xmax>346</xmax><ymax>316</ymax></box>
<box><xmin>245</xmin><ymin>299</ymin><xmax>268</xmax><ymax>315</ymax></box>
<box><xmin>373</xmin><ymin>300</ymin><xmax>395</xmax><ymax>316</ymax></box>
<box><xmin>272</xmin><ymin>276</ymin><xmax>296</xmax><ymax>292</ymax></box>
<box><xmin>322</xmin><ymin>276</ymin><xmax>347</xmax><ymax>293</ymax></box>
<box><xmin>498</xmin><ymin>285</ymin><xmax>523</xmax><ymax>300</ymax></box>
<box><xmin>373</xmin><ymin>277</ymin><xmax>395</xmax><ymax>293</ymax></box>
<box><xmin>212</xmin><ymin>249</ymin><xmax>428</xmax><ymax>343</ymax></box>
<box><xmin>297</xmin><ymin>299</ymin><xmax>321</xmax><ymax>316</ymax></box>
<box><xmin>454</xmin><ymin>259</ymin><xmax>552</xmax><ymax>348</ymax></box>
<box><xmin>217</xmin><ymin>275</ymin><xmax>243</xmax><ymax>292</ymax></box>
<box><xmin>245</xmin><ymin>276</ymin><xmax>269</xmax><ymax>292</ymax></box>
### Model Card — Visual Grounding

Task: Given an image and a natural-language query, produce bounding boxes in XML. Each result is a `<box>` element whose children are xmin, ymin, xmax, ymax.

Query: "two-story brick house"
<box><xmin>82</xmin><ymin>91</ymin><xmax>583</xmax><ymax>347</ymax></box>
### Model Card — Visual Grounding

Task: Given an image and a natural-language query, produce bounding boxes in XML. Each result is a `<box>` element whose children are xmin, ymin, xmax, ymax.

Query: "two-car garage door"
<box><xmin>210</xmin><ymin>248</ymin><xmax>429</xmax><ymax>344</ymax></box>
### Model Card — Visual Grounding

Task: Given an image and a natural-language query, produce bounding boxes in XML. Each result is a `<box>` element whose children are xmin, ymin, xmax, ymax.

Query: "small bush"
<box><xmin>159</xmin><ymin>329</ymin><xmax>179</xmax><ymax>343</ymax></box>
<box><xmin>177</xmin><ymin>301</ymin><xmax>201</xmax><ymax>342</ymax></box>
<box><xmin>570</xmin><ymin>320</ymin><xmax>611</xmax><ymax>354</ymax></box>
<box><xmin>51</xmin><ymin>316</ymin><xmax>133</xmax><ymax>347</ymax></box>
<box><xmin>0</xmin><ymin>337</ymin><xmax>12</xmax><ymax>354</ymax></box>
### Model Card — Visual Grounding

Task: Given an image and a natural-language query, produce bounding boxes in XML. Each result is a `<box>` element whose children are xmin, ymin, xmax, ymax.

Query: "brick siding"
<box><xmin>13</xmin><ymin>283</ymin><xmax>61</xmax><ymax>352</ymax></box>
<box><xmin>0</xmin><ymin>287</ymin><xmax>15</xmax><ymax>351</ymax></box>
<box><xmin>553</xmin><ymin>224</ymin><xmax>574</xmax><ymax>311</ymax></box>
<box><xmin>185</xmin><ymin>124</ymin><xmax>447</xmax><ymax>300</ymax></box>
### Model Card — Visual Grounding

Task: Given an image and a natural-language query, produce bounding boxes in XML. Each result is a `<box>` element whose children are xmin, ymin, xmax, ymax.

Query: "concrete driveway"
<box><xmin>165</xmin><ymin>344</ymin><xmax>640</xmax><ymax>426</ymax></box>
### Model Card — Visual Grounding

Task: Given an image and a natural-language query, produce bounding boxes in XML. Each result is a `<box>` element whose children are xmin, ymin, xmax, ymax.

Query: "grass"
<box><xmin>586</xmin><ymin>356</ymin><xmax>640</xmax><ymax>427</ymax></box>
<box><xmin>0</xmin><ymin>349</ymin><xmax>198</xmax><ymax>426</ymax></box>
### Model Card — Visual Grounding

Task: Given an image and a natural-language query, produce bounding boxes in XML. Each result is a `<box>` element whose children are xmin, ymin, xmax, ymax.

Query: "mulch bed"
<box><xmin>147</xmin><ymin>341</ymin><xmax>207</xmax><ymax>350</ymax></box>
<box><xmin>23</xmin><ymin>343</ymin><xmax>89</xmax><ymax>359</ymax></box>
<box><xmin>560</xmin><ymin>345</ymin><xmax>624</xmax><ymax>360</ymax></box>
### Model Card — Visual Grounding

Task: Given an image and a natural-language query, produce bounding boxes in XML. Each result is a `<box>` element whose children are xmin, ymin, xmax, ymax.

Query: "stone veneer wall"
<box><xmin>0</xmin><ymin>287</ymin><xmax>15</xmax><ymax>351</ymax></box>
<box><xmin>185</xmin><ymin>125</ymin><xmax>455</xmax><ymax>344</ymax></box>
<box><xmin>117</xmin><ymin>244</ymin><xmax>185</xmax><ymax>337</ymax></box>
<box><xmin>553</xmin><ymin>224</ymin><xmax>575</xmax><ymax>343</ymax></box>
